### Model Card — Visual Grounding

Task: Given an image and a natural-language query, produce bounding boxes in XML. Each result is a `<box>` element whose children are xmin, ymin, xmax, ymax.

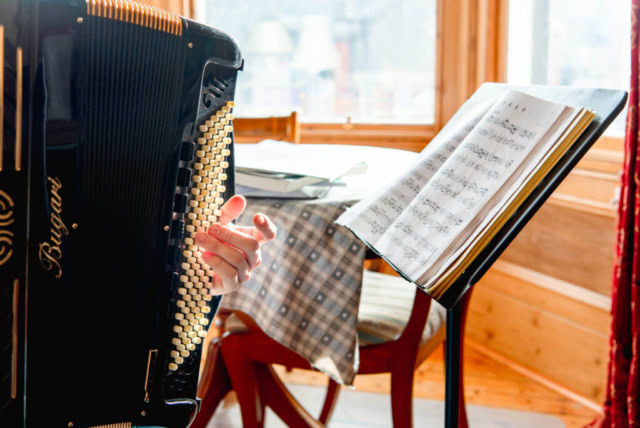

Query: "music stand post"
<box><xmin>445</xmin><ymin>306</ymin><xmax>462</xmax><ymax>428</ymax></box>
<box><xmin>435</xmin><ymin>84</ymin><xmax>628</xmax><ymax>428</ymax></box>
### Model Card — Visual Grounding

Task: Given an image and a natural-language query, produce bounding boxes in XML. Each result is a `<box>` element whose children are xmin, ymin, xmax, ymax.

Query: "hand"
<box><xmin>195</xmin><ymin>195</ymin><xmax>276</xmax><ymax>295</ymax></box>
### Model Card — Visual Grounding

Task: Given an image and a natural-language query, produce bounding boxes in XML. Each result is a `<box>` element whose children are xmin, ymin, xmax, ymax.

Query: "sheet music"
<box><xmin>337</xmin><ymin>90</ymin><xmax>574</xmax><ymax>283</ymax></box>
<box><xmin>418</xmin><ymin>106</ymin><xmax>584</xmax><ymax>290</ymax></box>
<box><xmin>336</xmin><ymin>95</ymin><xmax>496</xmax><ymax>246</ymax></box>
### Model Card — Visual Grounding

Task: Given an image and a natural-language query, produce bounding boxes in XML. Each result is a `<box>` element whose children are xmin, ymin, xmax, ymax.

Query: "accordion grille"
<box><xmin>89</xmin><ymin>424</ymin><xmax>132</xmax><ymax>428</ymax></box>
<box><xmin>82</xmin><ymin>12</ymin><xmax>184</xmax><ymax>274</ymax></box>
<box><xmin>86</xmin><ymin>0</ymin><xmax>183</xmax><ymax>36</ymax></box>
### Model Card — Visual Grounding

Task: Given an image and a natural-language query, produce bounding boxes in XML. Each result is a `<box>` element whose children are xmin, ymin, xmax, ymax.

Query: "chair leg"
<box><xmin>442</xmin><ymin>340</ymin><xmax>447</xmax><ymax>374</ymax></box>
<box><xmin>221</xmin><ymin>335</ymin><xmax>265</xmax><ymax>428</ymax></box>
<box><xmin>390</xmin><ymin>362</ymin><xmax>415</xmax><ymax>428</ymax></box>
<box><xmin>191</xmin><ymin>339</ymin><xmax>232</xmax><ymax>428</ymax></box>
<box><xmin>318</xmin><ymin>378</ymin><xmax>340</xmax><ymax>424</ymax></box>
<box><xmin>253</xmin><ymin>363</ymin><xmax>323</xmax><ymax>428</ymax></box>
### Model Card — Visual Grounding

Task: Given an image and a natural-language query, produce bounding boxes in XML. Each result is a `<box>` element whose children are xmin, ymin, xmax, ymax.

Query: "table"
<box><xmin>220</xmin><ymin>145</ymin><xmax>417</xmax><ymax>385</ymax></box>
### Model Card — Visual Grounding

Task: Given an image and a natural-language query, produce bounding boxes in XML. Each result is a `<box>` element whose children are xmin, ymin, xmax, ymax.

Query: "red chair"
<box><xmin>193</xmin><ymin>270</ymin><xmax>471</xmax><ymax>427</ymax></box>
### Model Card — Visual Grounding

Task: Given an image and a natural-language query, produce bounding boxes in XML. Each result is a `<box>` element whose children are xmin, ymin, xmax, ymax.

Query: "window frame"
<box><xmin>300</xmin><ymin>0</ymin><xmax>512</xmax><ymax>151</ymax></box>
<box><xmin>166</xmin><ymin>0</ymin><xmax>624</xmax><ymax>152</ymax></box>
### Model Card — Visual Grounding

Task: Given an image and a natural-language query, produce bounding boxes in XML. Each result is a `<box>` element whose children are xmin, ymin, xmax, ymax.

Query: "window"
<box><xmin>506</xmin><ymin>0</ymin><xmax>630</xmax><ymax>135</ymax></box>
<box><xmin>194</xmin><ymin>0</ymin><xmax>437</xmax><ymax>124</ymax></box>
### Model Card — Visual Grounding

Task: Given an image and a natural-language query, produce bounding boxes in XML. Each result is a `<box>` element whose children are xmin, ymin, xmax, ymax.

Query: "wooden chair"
<box><xmin>232</xmin><ymin>111</ymin><xmax>301</xmax><ymax>144</ymax></box>
<box><xmin>193</xmin><ymin>270</ymin><xmax>471</xmax><ymax>428</ymax></box>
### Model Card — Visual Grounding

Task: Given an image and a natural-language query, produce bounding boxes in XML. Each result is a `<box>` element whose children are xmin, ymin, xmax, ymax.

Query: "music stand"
<box><xmin>435</xmin><ymin>84</ymin><xmax>628</xmax><ymax>428</ymax></box>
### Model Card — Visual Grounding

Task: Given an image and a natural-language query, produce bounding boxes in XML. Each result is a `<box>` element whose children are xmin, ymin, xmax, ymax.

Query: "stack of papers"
<box><xmin>234</xmin><ymin>140</ymin><xmax>368</xmax><ymax>198</ymax></box>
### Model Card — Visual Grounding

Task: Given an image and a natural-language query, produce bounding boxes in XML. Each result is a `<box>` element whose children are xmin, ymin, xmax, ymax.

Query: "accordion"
<box><xmin>0</xmin><ymin>0</ymin><xmax>242</xmax><ymax>426</ymax></box>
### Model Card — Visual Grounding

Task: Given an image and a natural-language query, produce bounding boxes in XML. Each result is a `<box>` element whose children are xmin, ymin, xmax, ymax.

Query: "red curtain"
<box><xmin>590</xmin><ymin>2</ymin><xmax>640</xmax><ymax>426</ymax></box>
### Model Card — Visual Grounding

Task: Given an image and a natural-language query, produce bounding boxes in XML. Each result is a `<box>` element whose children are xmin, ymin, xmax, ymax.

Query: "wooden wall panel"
<box><xmin>555</xmin><ymin>170</ymin><xmax>619</xmax><ymax>206</ymax></box>
<box><xmin>476</xmin><ymin>262</ymin><xmax>611</xmax><ymax>332</ymax></box>
<box><xmin>466</xmin><ymin>262</ymin><xmax>611</xmax><ymax>403</ymax></box>
<box><xmin>577</xmin><ymin>148</ymin><xmax>625</xmax><ymax>174</ymax></box>
<box><xmin>466</xmin><ymin>138</ymin><xmax>620</xmax><ymax>404</ymax></box>
<box><xmin>499</xmin><ymin>199</ymin><xmax>616</xmax><ymax>296</ymax></box>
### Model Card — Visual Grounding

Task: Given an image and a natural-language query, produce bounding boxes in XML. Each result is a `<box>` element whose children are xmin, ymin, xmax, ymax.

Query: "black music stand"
<box><xmin>434</xmin><ymin>84</ymin><xmax>628</xmax><ymax>428</ymax></box>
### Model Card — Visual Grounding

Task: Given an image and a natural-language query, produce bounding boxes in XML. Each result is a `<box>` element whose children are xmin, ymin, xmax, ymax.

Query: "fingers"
<box><xmin>252</xmin><ymin>213</ymin><xmax>277</xmax><ymax>243</ymax></box>
<box><xmin>218</xmin><ymin>195</ymin><xmax>246</xmax><ymax>225</ymax></box>
<box><xmin>209</xmin><ymin>274</ymin><xmax>228</xmax><ymax>296</ymax></box>
<box><xmin>233</xmin><ymin>213</ymin><xmax>277</xmax><ymax>244</ymax></box>
<box><xmin>203</xmin><ymin>255</ymin><xmax>247</xmax><ymax>296</ymax></box>
<box><xmin>206</xmin><ymin>223</ymin><xmax>261</xmax><ymax>269</ymax></box>
<box><xmin>195</xmin><ymin>201</ymin><xmax>275</xmax><ymax>295</ymax></box>
<box><xmin>196</xmin><ymin>232</ymin><xmax>251</xmax><ymax>282</ymax></box>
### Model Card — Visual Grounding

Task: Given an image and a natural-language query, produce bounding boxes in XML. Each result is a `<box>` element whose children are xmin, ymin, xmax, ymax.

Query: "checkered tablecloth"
<box><xmin>221</xmin><ymin>198</ymin><xmax>365</xmax><ymax>385</ymax></box>
<box><xmin>220</xmin><ymin>145</ymin><xmax>418</xmax><ymax>385</ymax></box>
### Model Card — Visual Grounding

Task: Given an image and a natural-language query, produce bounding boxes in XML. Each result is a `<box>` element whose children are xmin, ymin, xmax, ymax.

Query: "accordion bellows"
<box><xmin>0</xmin><ymin>0</ymin><xmax>242</xmax><ymax>426</ymax></box>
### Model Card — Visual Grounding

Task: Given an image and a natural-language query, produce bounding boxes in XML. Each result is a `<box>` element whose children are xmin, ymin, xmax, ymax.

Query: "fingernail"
<box><xmin>256</xmin><ymin>214</ymin><xmax>265</xmax><ymax>225</ymax></box>
<box><xmin>197</xmin><ymin>233</ymin><xmax>209</xmax><ymax>244</ymax></box>
<box><xmin>209</xmin><ymin>224</ymin><xmax>220</xmax><ymax>235</ymax></box>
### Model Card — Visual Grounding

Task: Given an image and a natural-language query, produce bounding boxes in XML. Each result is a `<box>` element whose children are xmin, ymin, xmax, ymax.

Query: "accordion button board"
<box><xmin>170</xmin><ymin>101</ymin><xmax>235</xmax><ymax>372</ymax></box>
<box><xmin>0</xmin><ymin>0</ymin><xmax>244</xmax><ymax>426</ymax></box>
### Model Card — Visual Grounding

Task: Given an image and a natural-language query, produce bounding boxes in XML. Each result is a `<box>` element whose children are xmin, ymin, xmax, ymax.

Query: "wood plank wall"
<box><xmin>466</xmin><ymin>137</ymin><xmax>620</xmax><ymax>404</ymax></box>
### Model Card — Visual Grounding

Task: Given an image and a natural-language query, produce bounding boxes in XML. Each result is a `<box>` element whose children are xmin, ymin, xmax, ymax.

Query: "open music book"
<box><xmin>336</xmin><ymin>89</ymin><xmax>595</xmax><ymax>299</ymax></box>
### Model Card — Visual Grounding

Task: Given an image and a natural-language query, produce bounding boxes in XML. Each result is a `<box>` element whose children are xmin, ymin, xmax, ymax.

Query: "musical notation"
<box><xmin>380</xmin><ymin>195</ymin><xmax>404</xmax><ymax>215</ymax></box>
<box><xmin>477</xmin><ymin>128</ymin><xmax>528</xmax><ymax>152</ymax></box>
<box><xmin>433</xmin><ymin>153</ymin><xmax>449</xmax><ymax>164</ymax></box>
<box><xmin>451</xmin><ymin>154</ymin><xmax>500</xmax><ymax>180</ymax></box>
<box><xmin>337</xmin><ymin>89</ymin><xmax>570</xmax><ymax>283</ymax></box>
<box><xmin>369</xmin><ymin>218</ymin><xmax>388</xmax><ymax>235</ymax></box>
<box><xmin>430</xmin><ymin>180</ymin><xmax>476</xmax><ymax>209</ymax></box>
<box><xmin>485</xmin><ymin>112</ymin><xmax>536</xmax><ymax>139</ymax></box>
<box><xmin>369</xmin><ymin>205</ymin><xmax>394</xmax><ymax>230</ymax></box>
<box><xmin>387</xmin><ymin>229</ymin><xmax>437</xmax><ymax>265</ymax></box>
<box><xmin>407</xmin><ymin>204</ymin><xmax>452</xmax><ymax>236</ymax></box>
<box><xmin>356</xmin><ymin>211</ymin><xmax>388</xmax><ymax>235</ymax></box>
<box><xmin>401</xmin><ymin>243</ymin><xmax>435</xmax><ymax>265</ymax></box>
<box><xmin>440</xmin><ymin>168</ymin><xmax>488</xmax><ymax>197</ymax></box>
<box><xmin>417</xmin><ymin>158</ymin><xmax>440</xmax><ymax>174</ymax></box>
<box><xmin>399</xmin><ymin>176</ymin><xmax>423</xmax><ymax>194</ymax></box>
<box><xmin>464</xmin><ymin>143</ymin><xmax>515</xmax><ymax>168</ymax></box>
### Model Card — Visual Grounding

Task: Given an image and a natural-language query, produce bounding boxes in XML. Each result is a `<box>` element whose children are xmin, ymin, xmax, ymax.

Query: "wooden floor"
<box><xmin>271</xmin><ymin>341</ymin><xmax>600</xmax><ymax>427</ymax></box>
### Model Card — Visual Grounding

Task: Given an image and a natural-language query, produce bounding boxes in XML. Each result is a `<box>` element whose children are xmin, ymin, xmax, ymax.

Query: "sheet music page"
<box><xmin>336</xmin><ymin>96</ymin><xmax>496</xmax><ymax>247</ymax></box>
<box><xmin>418</xmin><ymin>106</ymin><xmax>583</xmax><ymax>289</ymax></box>
<box><xmin>338</xmin><ymin>90</ymin><xmax>572</xmax><ymax>282</ymax></box>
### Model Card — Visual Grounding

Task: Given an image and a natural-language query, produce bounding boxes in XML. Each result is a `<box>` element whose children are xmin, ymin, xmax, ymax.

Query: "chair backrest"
<box><xmin>233</xmin><ymin>111</ymin><xmax>301</xmax><ymax>144</ymax></box>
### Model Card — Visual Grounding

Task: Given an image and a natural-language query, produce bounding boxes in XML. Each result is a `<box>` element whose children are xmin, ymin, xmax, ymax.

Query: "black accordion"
<box><xmin>0</xmin><ymin>1</ymin><xmax>242</xmax><ymax>426</ymax></box>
